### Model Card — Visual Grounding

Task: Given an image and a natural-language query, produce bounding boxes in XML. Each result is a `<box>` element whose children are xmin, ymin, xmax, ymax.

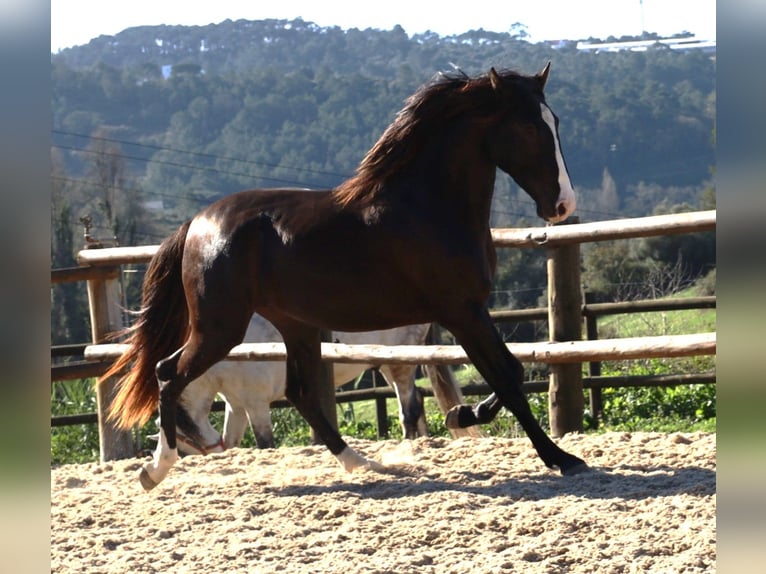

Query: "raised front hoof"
<box><xmin>138</xmin><ymin>468</ymin><xmax>159</xmax><ymax>491</ymax></box>
<box><xmin>445</xmin><ymin>405</ymin><xmax>477</xmax><ymax>429</ymax></box>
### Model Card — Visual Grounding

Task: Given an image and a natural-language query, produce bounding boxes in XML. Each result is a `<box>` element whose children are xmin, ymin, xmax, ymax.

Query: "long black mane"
<box><xmin>333</xmin><ymin>69</ymin><xmax>535</xmax><ymax>209</ymax></box>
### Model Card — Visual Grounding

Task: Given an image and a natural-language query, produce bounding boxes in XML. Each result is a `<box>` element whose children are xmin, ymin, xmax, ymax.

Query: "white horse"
<box><xmin>173</xmin><ymin>315</ymin><xmax>478</xmax><ymax>455</ymax></box>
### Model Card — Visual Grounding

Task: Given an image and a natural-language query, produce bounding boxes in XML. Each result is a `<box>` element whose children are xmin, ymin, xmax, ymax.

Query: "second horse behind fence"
<box><xmin>173</xmin><ymin>318</ymin><xmax>478</xmax><ymax>454</ymax></box>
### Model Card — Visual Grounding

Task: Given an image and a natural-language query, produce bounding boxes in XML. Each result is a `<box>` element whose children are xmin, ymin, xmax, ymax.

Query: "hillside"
<box><xmin>52</xmin><ymin>19</ymin><xmax>715</xmax><ymax>223</ymax></box>
<box><xmin>50</xmin><ymin>19</ymin><xmax>716</xmax><ymax>345</ymax></box>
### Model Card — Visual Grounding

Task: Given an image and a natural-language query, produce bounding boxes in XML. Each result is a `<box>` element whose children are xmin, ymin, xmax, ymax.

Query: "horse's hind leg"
<box><xmin>379</xmin><ymin>364</ymin><xmax>427</xmax><ymax>439</ymax></box>
<box><xmin>278</xmin><ymin>323</ymin><xmax>378</xmax><ymax>472</ymax></box>
<box><xmin>222</xmin><ymin>400</ymin><xmax>252</xmax><ymax>448</ymax></box>
<box><xmin>141</xmin><ymin>326</ymin><xmax>248</xmax><ymax>490</ymax></box>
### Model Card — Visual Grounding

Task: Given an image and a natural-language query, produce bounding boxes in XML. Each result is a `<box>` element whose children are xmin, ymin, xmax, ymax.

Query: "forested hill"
<box><xmin>51</xmin><ymin>18</ymin><xmax>716</xmax><ymax>345</ymax></box>
<box><xmin>51</xmin><ymin>18</ymin><xmax>715</xmax><ymax>237</ymax></box>
<box><xmin>53</xmin><ymin>18</ymin><xmax>545</xmax><ymax>77</ymax></box>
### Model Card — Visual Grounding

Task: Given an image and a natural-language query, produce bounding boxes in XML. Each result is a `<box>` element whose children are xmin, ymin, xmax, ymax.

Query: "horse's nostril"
<box><xmin>557</xmin><ymin>201</ymin><xmax>567</xmax><ymax>216</ymax></box>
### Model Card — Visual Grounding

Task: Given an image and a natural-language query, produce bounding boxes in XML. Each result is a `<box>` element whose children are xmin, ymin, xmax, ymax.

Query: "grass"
<box><xmin>50</xmin><ymin>379</ymin><xmax>101</xmax><ymax>465</ymax></box>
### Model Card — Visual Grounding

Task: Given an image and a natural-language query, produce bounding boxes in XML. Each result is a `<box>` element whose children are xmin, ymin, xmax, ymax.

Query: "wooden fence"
<box><xmin>51</xmin><ymin>210</ymin><xmax>716</xmax><ymax>461</ymax></box>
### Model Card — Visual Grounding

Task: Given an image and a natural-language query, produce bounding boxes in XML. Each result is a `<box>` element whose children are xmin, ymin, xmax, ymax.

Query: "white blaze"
<box><xmin>540</xmin><ymin>103</ymin><xmax>576</xmax><ymax>222</ymax></box>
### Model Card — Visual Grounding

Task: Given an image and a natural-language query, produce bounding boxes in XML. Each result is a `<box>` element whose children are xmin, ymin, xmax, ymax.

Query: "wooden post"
<box><xmin>584</xmin><ymin>292</ymin><xmax>603</xmax><ymax>429</ymax></box>
<box><xmin>81</xmin><ymin>256</ymin><xmax>135</xmax><ymax>461</ymax></box>
<box><xmin>372</xmin><ymin>370</ymin><xmax>390</xmax><ymax>439</ymax></box>
<box><xmin>546</xmin><ymin>217</ymin><xmax>584</xmax><ymax>437</ymax></box>
<box><xmin>311</xmin><ymin>330</ymin><xmax>338</xmax><ymax>445</ymax></box>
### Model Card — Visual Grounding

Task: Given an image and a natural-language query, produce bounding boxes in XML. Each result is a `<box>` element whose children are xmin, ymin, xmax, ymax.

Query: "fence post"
<box><xmin>81</xmin><ymin>249</ymin><xmax>135</xmax><ymax>461</ymax></box>
<box><xmin>372</xmin><ymin>370</ymin><xmax>390</xmax><ymax>439</ymax></box>
<box><xmin>546</xmin><ymin>217</ymin><xmax>584</xmax><ymax>437</ymax></box>
<box><xmin>584</xmin><ymin>292</ymin><xmax>603</xmax><ymax>428</ymax></box>
<box><xmin>311</xmin><ymin>330</ymin><xmax>338</xmax><ymax>445</ymax></box>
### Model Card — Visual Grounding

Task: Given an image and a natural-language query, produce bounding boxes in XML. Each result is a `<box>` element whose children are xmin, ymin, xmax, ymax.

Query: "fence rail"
<box><xmin>51</xmin><ymin>209</ymin><xmax>716</xmax><ymax>461</ymax></box>
<box><xmin>51</xmin><ymin>296</ymin><xmax>716</xmax><ymax>382</ymax></box>
<box><xmin>85</xmin><ymin>332</ymin><xmax>715</xmax><ymax>366</ymax></box>
<box><xmin>490</xmin><ymin>210</ymin><xmax>715</xmax><ymax>247</ymax></box>
<box><xmin>51</xmin><ymin>372</ymin><xmax>716</xmax><ymax>428</ymax></box>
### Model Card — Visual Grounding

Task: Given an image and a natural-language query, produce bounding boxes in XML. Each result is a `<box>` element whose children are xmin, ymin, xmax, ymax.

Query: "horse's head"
<box><xmin>487</xmin><ymin>63</ymin><xmax>576</xmax><ymax>224</ymax></box>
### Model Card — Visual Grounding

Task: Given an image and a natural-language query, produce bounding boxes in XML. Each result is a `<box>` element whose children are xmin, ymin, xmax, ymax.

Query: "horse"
<box><xmin>102</xmin><ymin>63</ymin><xmax>587</xmax><ymax>491</ymax></box>
<box><xmin>173</xmin><ymin>318</ymin><xmax>476</xmax><ymax>454</ymax></box>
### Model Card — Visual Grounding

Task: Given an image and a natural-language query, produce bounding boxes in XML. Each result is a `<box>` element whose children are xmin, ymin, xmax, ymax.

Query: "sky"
<box><xmin>51</xmin><ymin>0</ymin><xmax>715</xmax><ymax>53</ymax></box>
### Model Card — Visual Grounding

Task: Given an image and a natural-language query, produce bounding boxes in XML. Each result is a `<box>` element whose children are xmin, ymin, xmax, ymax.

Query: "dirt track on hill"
<box><xmin>51</xmin><ymin>432</ymin><xmax>715</xmax><ymax>573</ymax></box>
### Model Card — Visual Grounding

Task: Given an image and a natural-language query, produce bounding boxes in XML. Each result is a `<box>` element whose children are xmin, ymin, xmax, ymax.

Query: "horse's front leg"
<box><xmin>442</xmin><ymin>305</ymin><xmax>588</xmax><ymax>476</ymax></box>
<box><xmin>238</xmin><ymin>400</ymin><xmax>276</xmax><ymax>449</ymax></box>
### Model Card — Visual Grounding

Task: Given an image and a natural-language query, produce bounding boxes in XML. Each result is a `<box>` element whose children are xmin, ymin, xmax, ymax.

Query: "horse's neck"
<box><xmin>346</xmin><ymin>124</ymin><xmax>498</xmax><ymax>232</ymax></box>
<box><xmin>413</xmin><ymin>141</ymin><xmax>497</xmax><ymax>231</ymax></box>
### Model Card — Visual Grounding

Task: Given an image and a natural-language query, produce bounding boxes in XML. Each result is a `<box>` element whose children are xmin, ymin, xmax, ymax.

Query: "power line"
<box><xmin>52</xmin><ymin>131</ymin><xmax>667</xmax><ymax>224</ymax></box>
<box><xmin>51</xmin><ymin>129</ymin><xmax>353</xmax><ymax>185</ymax></box>
<box><xmin>54</xmin><ymin>172</ymin><xmax>567</xmax><ymax>229</ymax></box>
<box><xmin>50</xmin><ymin>174</ymin><xmax>209</xmax><ymax>204</ymax></box>
<box><xmin>51</xmin><ymin>142</ymin><xmax>327</xmax><ymax>189</ymax></box>
<box><xmin>52</xmin><ymin>131</ymin><xmax>570</xmax><ymax>221</ymax></box>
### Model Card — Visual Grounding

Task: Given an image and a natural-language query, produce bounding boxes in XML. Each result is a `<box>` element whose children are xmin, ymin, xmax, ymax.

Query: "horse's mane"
<box><xmin>332</xmin><ymin>69</ymin><xmax>530</xmax><ymax>209</ymax></box>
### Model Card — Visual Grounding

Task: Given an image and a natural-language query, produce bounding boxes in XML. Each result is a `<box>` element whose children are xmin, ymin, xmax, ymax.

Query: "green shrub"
<box><xmin>50</xmin><ymin>379</ymin><xmax>100</xmax><ymax>465</ymax></box>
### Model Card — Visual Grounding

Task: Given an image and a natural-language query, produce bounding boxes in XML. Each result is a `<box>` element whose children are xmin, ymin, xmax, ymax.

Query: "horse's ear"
<box><xmin>489</xmin><ymin>67</ymin><xmax>503</xmax><ymax>93</ymax></box>
<box><xmin>537</xmin><ymin>62</ymin><xmax>551</xmax><ymax>90</ymax></box>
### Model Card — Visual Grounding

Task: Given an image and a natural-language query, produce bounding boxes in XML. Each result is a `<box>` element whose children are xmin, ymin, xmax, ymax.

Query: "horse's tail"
<box><xmin>101</xmin><ymin>220</ymin><xmax>192</xmax><ymax>430</ymax></box>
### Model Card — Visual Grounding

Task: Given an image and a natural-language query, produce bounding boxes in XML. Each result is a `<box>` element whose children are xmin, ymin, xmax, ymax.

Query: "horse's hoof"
<box><xmin>336</xmin><ymin>446</ymin><xmax>375</xmax><ymax>473</ymax></box>
<box><xmin>365</xmin><ymin>459</ymin><xmax>386</xmax><ymax>473</ymax></box>
<box><xmin>444</xmin><ymin>407</ymin><xmax>461</xmax><ymax>429</ymax></box>
<box><xmin>445</xmin><ymin>405</ymin><xmax>478</xmax><ymax>429</ymax></box>
<box><xmin>138</xmin><ymin>468</ymin><xmax>159</xmax><ymax>491</ymax></box>
<box><xmin>561</xmin><ymin>461</ymin><xmax>590</xmax><ymax>476</ymax></box>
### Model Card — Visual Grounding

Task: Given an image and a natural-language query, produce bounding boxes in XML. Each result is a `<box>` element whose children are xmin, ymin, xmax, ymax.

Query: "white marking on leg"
<box><xmin>140</xmin><ymin>428</ymin><xmax>178</xmax><ymax>489</ymax></box>
<box><xmin>335</xmin><ymin>446</ymin><xmax>381</xmax><ymax>473</ymax></box>
<box><xmin>541</xmin><ymin>103</ymin><xmax>576</xmax><ymax>222</ymax></box>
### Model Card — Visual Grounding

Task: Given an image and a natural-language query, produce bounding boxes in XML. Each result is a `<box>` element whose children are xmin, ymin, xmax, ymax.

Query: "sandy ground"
<box><xmin>51</xmin><ymin>432</ymin><xmax>715</xmax><ymax>573</ymax></box>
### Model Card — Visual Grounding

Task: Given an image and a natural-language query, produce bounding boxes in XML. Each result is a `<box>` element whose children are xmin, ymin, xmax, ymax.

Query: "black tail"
<box><xmin>101</xmin><ymin>220</ymin><xmax>192</xmax><ymax>429</ymax></box>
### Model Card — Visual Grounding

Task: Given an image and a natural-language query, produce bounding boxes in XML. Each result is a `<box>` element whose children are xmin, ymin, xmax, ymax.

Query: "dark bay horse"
<box><xmin>103</xmin><ymin>63</ymin><xmax>587</xmax><ymax>490</ymax></box>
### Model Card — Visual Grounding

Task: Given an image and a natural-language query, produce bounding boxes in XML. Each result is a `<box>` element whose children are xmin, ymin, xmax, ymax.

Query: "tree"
<box><xmin>83</xmin><ymin>128</ymin><xmax>149</xmax><ymax>247</ymax></box>
<box><xmin>582</xmin><ymin>240</ymin><xmax>654</xmax><ymax>302</ymax></box>
<box><xmin>80</xmin><ymin>129</ymin><xmax>154</xmax><ymax>312</ymax></box>
<box><xmin>596</xmin><ymin>167</ymin><xmax>619</xmax><ymax>214</ymax></box>
<box><xmin>50</xmin><ymin>148</ymin><xmax>90</xmax><ymax>344</ymax></box>
<box><xmin>641</xmin><ymin>201</ymin><xmax>716</xmax><ymax>282</ymax></box>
